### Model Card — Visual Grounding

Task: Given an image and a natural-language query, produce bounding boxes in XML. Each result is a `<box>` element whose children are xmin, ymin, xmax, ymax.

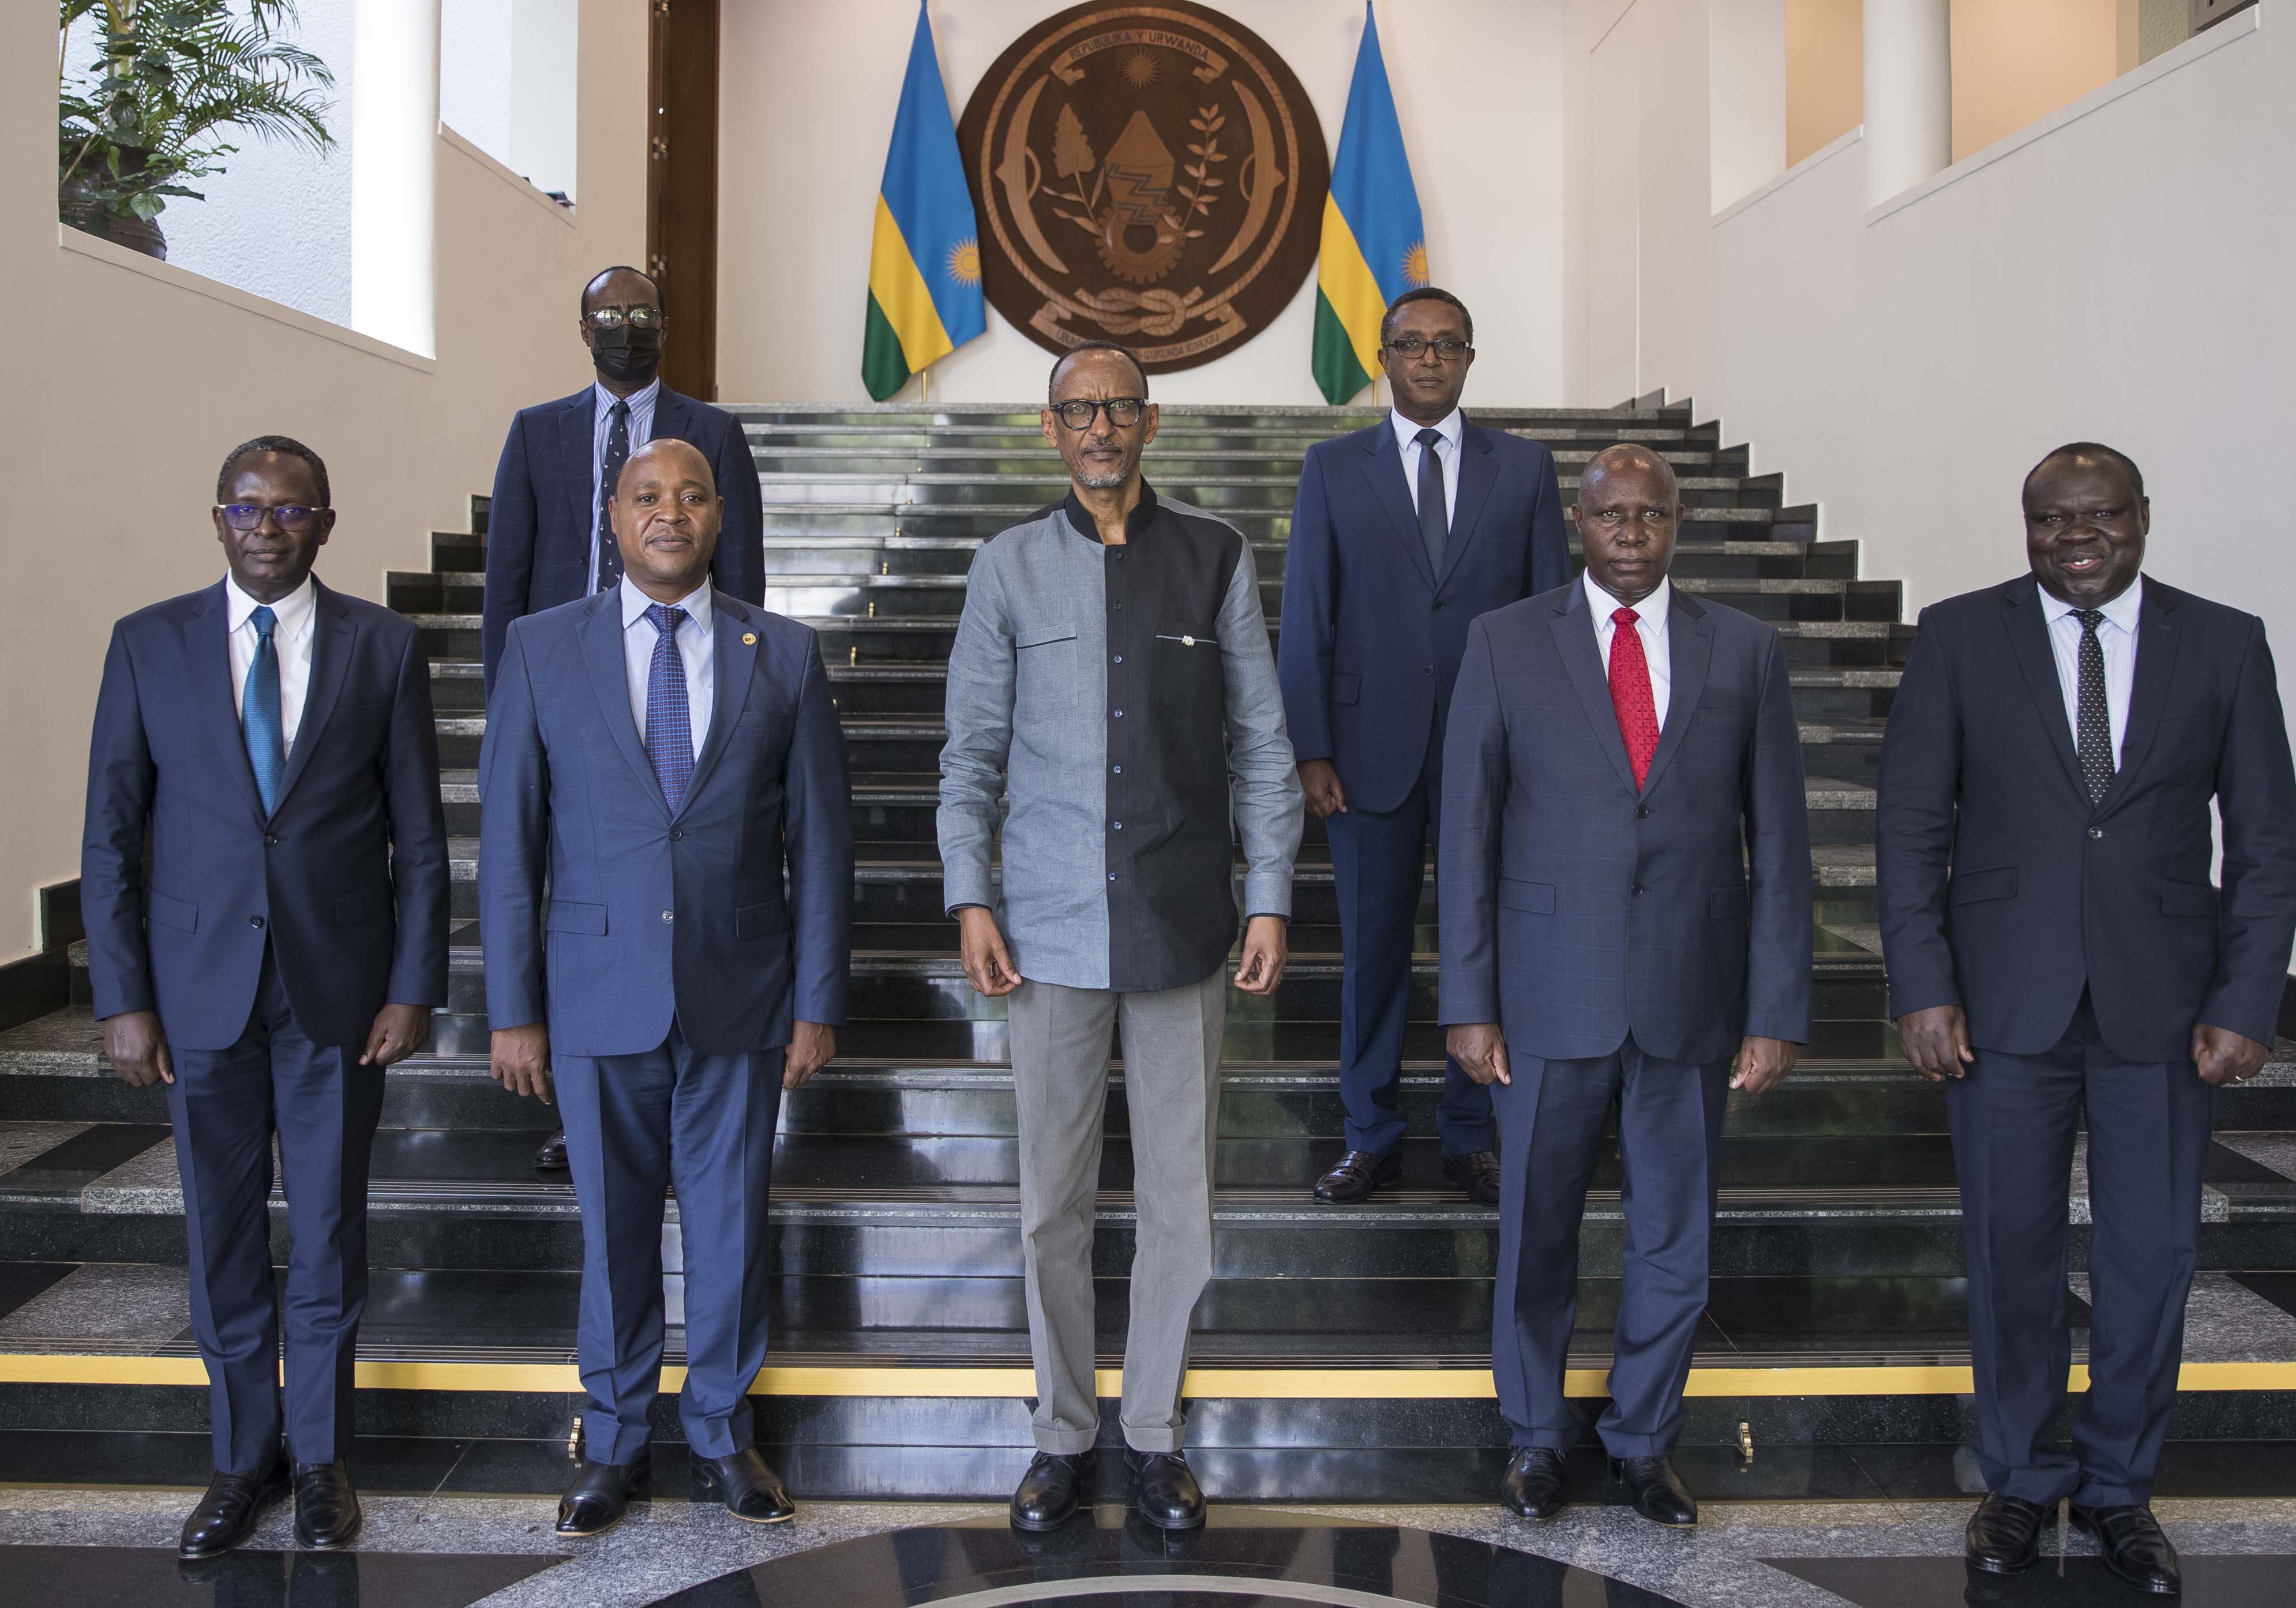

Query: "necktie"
<box><xmin>644</xmin><ymin>604</ymin><xmax>695</xmax><ymax>811</ymax></box>
<box><xmin>2074</xmin><ymin>608</ymin><xmax>2114</xmax><ymax>804</ymax></box>
<box><xmin>1608</xmin><ymin>606</ymin><xmax>1660</xmax><ymax>790</ymax></box>
<box><xmin>1414</xmin><ymin>426</ymin><xmax>1449</xmax><ymax>576</ymax></box>
<box><xmin>243</xmin><ymin>604</ymin><xmax>286</xmax><ymax>816</ymax></box>
<box><xmin>598</xmin><ymin>398</ymin><xmax>631</xmax><ymax>592</ymax></box>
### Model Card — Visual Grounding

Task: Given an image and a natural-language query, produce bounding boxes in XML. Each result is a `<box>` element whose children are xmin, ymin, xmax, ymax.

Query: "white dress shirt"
<box><xmin>590</xmin><ymin>377</ymin><xmax>663</xmax><ymax>592</ymax></box>
<box><xmin>1390</xmin><ymin>405</ymin><xmax>1462</xmax><ymax>528</ymax></box>
<box><xmin>620</xmin><ymin>576</ymin><xmax>713</xmax><ymax>761</ymax></box>
<box><xmin>226</xmin><ymin>573</ymin><xmax>318</xmax><ymax>746</ymax></box>
<box><xmin>1585</xmin><ymin>570</ymin><xmax>1674</xmax><ymax>730</ymax></box>
<box><xmin>2039</xmin><ymin>576</ymin><xmax>2142</xmax><ymax>766</ymax></box>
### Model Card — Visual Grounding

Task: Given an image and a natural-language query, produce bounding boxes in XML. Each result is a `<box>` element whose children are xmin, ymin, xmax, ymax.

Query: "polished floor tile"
<box><xmin>5</xmin><ymin>1544</ymin><xmax>562</xmax><ymax>1608</ymax></box>
<box><xmin>1767</xmin><ymin>1552</ymin><xmax>2294</xmax><ymax>1606</ymax></box>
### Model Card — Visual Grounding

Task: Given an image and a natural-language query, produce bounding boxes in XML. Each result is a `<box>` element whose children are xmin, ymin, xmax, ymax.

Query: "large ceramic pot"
<box><xmin>58</xmin><ymin>145</ymin><xmax>168</xmax><ymax>261</ymax></box>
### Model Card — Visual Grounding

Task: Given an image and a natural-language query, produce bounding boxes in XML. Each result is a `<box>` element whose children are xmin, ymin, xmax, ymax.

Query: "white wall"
<box><xmin>1</xmin><ymin>0</ymin><xmax>648</xmax><ymax>960</ymax></box>
<box><xmin>1560</xmin><ymin>0</ymin><xmax>2291</xmax><ymax>652</ymax></box>
<box><xmin>441</xmin><ymin>0</ymin><xmax>579</xmax><ymax>199</ymax></box>
<box><xmin>717</xmin><ymin>0</ymin><xmax>1570</xmax><ymax>406</ymax></box>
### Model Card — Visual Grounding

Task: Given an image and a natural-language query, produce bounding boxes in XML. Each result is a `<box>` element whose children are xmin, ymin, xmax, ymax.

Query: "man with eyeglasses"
<box><xmin>483</xmin><ymin>264</ymin><xmax>764</xmax><ymax>1171</ymax></box>
<box><xmin>82</xmin><ymin>437</ymin><xmax>450</xmax><ymax>1558</ymax></box>
<box><xmin>939</xmin><ymin>340</ymin><xmax>1303</xmax><ymax>1535</ymax></box>
<box><xmin>1277</xmin><ymin>288</ymin><xmax>1567</xmax><ymax>1209</ymax></box>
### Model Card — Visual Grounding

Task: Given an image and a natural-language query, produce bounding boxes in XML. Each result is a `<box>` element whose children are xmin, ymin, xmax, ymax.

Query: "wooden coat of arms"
<box><xmin>955</xmin><ymin>1</ymin><xmax>1330</xmax><ymax>373</ymax></box>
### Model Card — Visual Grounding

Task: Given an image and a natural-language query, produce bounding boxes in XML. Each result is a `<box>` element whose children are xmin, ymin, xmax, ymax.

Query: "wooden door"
<box><xmin>648</xmin><ymin>0</ymin><xmax>720</xmax><ymax>400</ymax></box>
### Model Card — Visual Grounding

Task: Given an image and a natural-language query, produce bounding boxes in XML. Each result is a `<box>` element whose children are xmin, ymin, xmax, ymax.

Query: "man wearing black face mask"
<box><xmin>483</xmin><ymin>266</ymin><xmax>766</xmax><ymax>1171</ymax></box>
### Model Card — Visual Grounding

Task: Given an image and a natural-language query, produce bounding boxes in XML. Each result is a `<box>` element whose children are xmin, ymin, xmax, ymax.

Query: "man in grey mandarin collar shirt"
<box><xmin>939</xmin><ymin>341</ymin><xmax>1303</xmax><ymax>1536</ymax></box>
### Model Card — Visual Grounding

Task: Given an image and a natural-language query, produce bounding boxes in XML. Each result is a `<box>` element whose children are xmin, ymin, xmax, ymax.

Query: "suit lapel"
<box><xmin>1548</xmin><ymin>585</ymin><xmax>1641</xmax><ymax>796</ymax></box>
<box><xmin>1435</xmin><ymin>419</ymin><xmax>1499</xmax><ymax>591</ymax></box>
<box><xmin>1634</xmin><ymin>589</ymin><xmax>1713</xmax><ymax>799</ymax></box>
<box><xmin>653</xmin><ymin>387</ymin><xmax>692</xmax><ymax>448</ymax></box>
<box><xmin>680</xmin><ymin>595</ymin><xmax>756</xmax><ymax>811</ymax></box>
<box><xmin>559</xmin><ymin>388</ymin><xmax>598</xmax><ymax>536</ymax></box>
<box><xmin>581</xmin><ymin>592</ymin><xmax>671</xmax><ymax>819</ymax></box>
<box><xmin>183</xmin><ymin>582</ymin><xmax>267</xmax><ymax>821</ymax></box>
<box><xmin>1358</xmin><ymin>427</ymin><xmax>1438</xmax><ymax>592</ymax></box>
<box><xmin>271</xmin><ymin>581</ymin><xmax>354</xmax><ymax>813</ymax></box>
<box><xmin>2002</xmin><ymin>578</ymin><xmax>2087</xmax><ymax>802</ymax></box>
<box><xmin>2095</xmin><ymin>582</ymin><xmax>2179</xmax><ymax>817</ymax></box>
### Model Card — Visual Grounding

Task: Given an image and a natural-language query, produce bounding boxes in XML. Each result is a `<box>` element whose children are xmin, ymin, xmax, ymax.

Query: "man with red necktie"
<box><xmin>1438</xmin><ymin>443</ymin><xmax>1811</xmax><ymax>1527</ymax></box>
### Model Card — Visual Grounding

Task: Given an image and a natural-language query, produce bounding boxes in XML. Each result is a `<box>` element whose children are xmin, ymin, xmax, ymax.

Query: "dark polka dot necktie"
<box><xmin>2074</xmin><ymin>608</ymin><xmax>2114</xmax><ymax>804</ymax></box>
<box><xmin>597</xmin><ymin>399</ymin><xmax>630</xmax><ymax>593</ymax></box>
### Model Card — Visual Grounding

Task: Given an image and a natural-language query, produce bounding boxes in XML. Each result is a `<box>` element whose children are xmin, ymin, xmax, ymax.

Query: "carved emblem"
<box><xmin>956</xmin><ymin>1</ymin><xmax>1329</xmax><ymax>373</ymax></box>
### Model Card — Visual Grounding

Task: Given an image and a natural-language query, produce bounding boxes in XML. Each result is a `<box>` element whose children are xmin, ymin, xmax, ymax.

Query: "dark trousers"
<box><xmin>1491</xmin><ymin>1034</ymin><xmax>1731</xmax><ymax>1456</ymax></box>
<box><xmin>1327</xmin><ymin>730</ymin><xmax>1492</xmax><ymax>1156</ymax></box>
<box><xmin>1946</xmin><ymin>994</ymin><xmax>2213</xmax><ymax>1506</ymax></box>
<box><xmin>554</xmin><ymin>1021</ymin><xmax>783</xmax><ymax>1466</ymax></box>
<box><xmin>167</xmin><ymin>948</ymin><xmax>384</xmax><ymax>1474</ymax></box>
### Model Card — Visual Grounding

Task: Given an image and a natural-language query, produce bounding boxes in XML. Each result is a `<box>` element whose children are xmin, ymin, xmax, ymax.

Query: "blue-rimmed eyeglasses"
<box><xmin>217</xmin><ymin>504</ymin><xmax>326</xmax><ymax>532</ymax></box>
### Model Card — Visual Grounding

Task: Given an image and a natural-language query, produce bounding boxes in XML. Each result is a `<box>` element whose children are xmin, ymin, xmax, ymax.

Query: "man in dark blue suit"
<box><xmin>1440</xmin><ymin>445</ymin><xmax>1811</xmax><ymax>1527</ymax></box>
<box><xmin>82</xmin><ymin>437</ymin><xmax>449</xmax><ymax>1559</ymax></box>
<box><xmin>1878</xmin><ymin>444</ymin><xmax>2296</xmax><ymax>1595</ymax></box>
<box><xmin>486</xmin><ymin>264</ymin><xmax>766</xmax><ymax>1171</ymax></box>
<box><xmin>1278</xmin><ymin>288</ymin><xmax>1567</xmax><ymax>1206</ymax></box>
<box><xmin>481</xmin><ymin>437</ymin><xmax>852</xmax><ymax>1536</ymax></box>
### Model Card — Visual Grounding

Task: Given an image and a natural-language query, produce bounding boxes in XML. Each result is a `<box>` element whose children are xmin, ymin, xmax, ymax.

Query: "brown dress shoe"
<box><xmin>1315</xmin><ymin>1149</ymin><xmax>1400</xmax><ymax>1204</ymax></box>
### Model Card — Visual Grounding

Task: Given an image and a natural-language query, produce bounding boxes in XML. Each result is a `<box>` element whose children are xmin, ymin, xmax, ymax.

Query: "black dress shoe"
<box><xmin>179</xmin><ymin>1462</ymin><xmax>288</xmax><ymax>1558</ymax></box>
<box><xmin>2071</xmin><ymin>1502</ymin><xmax>2181</xmax><ymax>1595</ymax></box>
<box><xmin>690</xmin><ymin>1447</ymin><xmax>796</xmax><ymax>1523</ymax></box>
<box><xmin>1499</xmin><ymin>1447</ymin><xmax>1567</xmax><ymax>1519</ymax></box>
<box><xmin>1442</xmin><ymin>1149</ymin><xmax>1503</xmax><ymax>1206</ymax></box>
<box><xmin>1010</xmin><ymin>1451</ymin><xmax>1094</xmax><ymax>1531</ymax></box>
<box><xmin>290</xmin><ymin>1460</ymin><xmax>362</xmax><ymax>1549</ymax></box>
<box><xmin>1964</xmin><ymin>1491</ymin><xmax>2050</xmax><ymax>1575</ymax></box>
<box><xmin>1315</xmin><ymin>1149</ymin><xmax>1401</xmax><ymax>1204</ymax></box>
<box><xmin>535</xmin><ymin>1129</ymin><xmax>569</xmax><ymax>1170</ymax></box>
<box><xmin>556</xmin><ymin>1456</ymin><xmax>650</xmax><ymax>1537</ymax></box>
<box><xmin>1608</xmin><ymin>1455</ymin><xmax>1697</xmax><ymax>1527</ymax></box>
<box><xmin>1125</xmin><ymin>1448</ymin><xmax>1206</xmax><ymax>1531</ymax></box>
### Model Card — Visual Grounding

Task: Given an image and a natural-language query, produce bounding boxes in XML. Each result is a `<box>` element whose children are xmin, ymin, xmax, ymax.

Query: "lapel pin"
<box><xmin>742</xmin><ymin>632</ymin><xmax>757</xmax><ymax>645</ymax></box>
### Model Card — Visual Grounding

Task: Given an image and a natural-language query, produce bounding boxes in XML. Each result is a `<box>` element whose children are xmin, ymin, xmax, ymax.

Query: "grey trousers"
<box><xmin>1008</xmin><ymin>970</ymin><xmax>1226</xmax><ymax>1455</ymax></box>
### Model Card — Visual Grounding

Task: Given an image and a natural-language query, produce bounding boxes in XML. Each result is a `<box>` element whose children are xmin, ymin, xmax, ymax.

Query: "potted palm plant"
<box><xmin>58</xmin><ymin>0</ymin><xmax>335</xmax><ymax>261</ymax></box>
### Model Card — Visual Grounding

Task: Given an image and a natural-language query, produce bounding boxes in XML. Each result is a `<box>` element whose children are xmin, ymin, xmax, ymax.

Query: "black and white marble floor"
<box><xmin>3</xmin><ymin>1486</ymin><xmax>2295</xmax><ymax>1607</ymax></box>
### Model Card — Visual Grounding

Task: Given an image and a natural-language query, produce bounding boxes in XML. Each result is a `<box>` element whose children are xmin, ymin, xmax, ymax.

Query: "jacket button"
<box><xmin>1630</xmin><ymin>885</ymin><xmax>1645</xmax><ymax>897</ymax></box>
<box><xmin>249</xmin><ymin>915</ymin><xmax>265</xmax><ymax>929</ymax></box>
<box><xmin>1434</xmin><ymin>601</ymin><xmax>1445</xmax><ymax>611</ymax></box>
<box><xmin>1112</xmin><ymin>821</ymin><xmax>1123</xmax><ymax>831</ymax></box>
<box><xmin>2088</xmin><ymin>826</ymin><xmax>2104</xmax><ymax>839</ymax></box>
<box><xmin>670</xmin><ymin>828</ymin><xmax>684</xmax><ymax>841</ymax></box>
<box><xmin>661</xmin><ymin>910</ymin><xmax>675</xmax><ymax>923</ymax></box>
<box><xmin>1422</xmin><ymin>664</ymin><xmax>1434</xmax><ymax>675</ymax></box>
<box><xmin>1113</xmin><ymin>709</ymin><xmax>1124</xmax><ymax>718</ymax></box>
<box><xmin>265</xmin><ymin>834</ymin><xmax>281</xmax><ymax>846</ymax></box>
<box><xmin>1635</xmin><ymin>806</ymin><xmax>1650</xmax><ymax>820</ymax></box>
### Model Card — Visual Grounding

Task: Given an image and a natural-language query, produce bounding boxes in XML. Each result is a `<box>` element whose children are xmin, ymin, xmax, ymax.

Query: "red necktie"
<box><xmin>1608</xmin><ymin>606</ymin><xmax>1659</xmax><ymax>789</ymax></box>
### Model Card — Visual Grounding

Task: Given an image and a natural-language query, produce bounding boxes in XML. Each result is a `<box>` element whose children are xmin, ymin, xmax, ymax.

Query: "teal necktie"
<box><xmin>244</xmin><ymin>604</ymin><xmax>285</xmax><ymax>814</ymax></box>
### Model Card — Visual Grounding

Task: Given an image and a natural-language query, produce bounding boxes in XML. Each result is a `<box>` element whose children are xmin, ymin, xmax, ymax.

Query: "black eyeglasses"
<box><xmin>585</xmin><ymin>306</ymin><xmax>663</xmax><ymax>330</ymax></box>
<box><xmin>217</xmin><ymin>504</ymin><xmax>326</xmax><ymax>532</ymax></box>
<box><xmin>1385</xmin><ymin>336</ymin><xmax>1470</xmax><ymax>361</ymax></box>
<box><xmin>1050</xmin><ymin>397</ymin><xmax>1147</xmax><ymax>430</ymax></box>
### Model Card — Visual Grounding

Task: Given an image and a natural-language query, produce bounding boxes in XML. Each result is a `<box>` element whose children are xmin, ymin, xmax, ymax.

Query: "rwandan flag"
<box><xmin>862</xmin><ymin>3</ymin><xmax>984</xmax><ymax>401</ymax></box>
<box><xmin>1312</xmin><ymin>4</ymin><xmax>1429</xmax><ymax>405</ymax></box>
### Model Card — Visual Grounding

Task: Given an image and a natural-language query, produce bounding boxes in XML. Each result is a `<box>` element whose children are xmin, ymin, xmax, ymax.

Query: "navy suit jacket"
<box><xmin>1278</xmin><ymin>415</ymin><xmax>1567</xmax><ymax>813</ymax></box>
<box><xmin>1877</xmin><ymin>574</ymin><xmax>2296</xmax><ymax>1062</ymax></box>
<box><xmin>82</xmin><ymin>579</ymin><xmax>451</xmax><ymax>1051</ymax></box>
<box><xmin>479</xmin><ymin>588</ymin><xmax>853</xmax><ymax>1057</ymax></box>
<box><xmin>1439</xmin><ymin>582</ymin><xmax>1813</xmax><ymax>1065</ymax></box>
<box><xmin>482</xmin><ymin>385</ymin><xmax>766</xmax><ymax>690</ymax></box>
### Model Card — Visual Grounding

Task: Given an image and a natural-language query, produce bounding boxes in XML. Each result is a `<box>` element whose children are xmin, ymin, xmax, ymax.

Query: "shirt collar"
<box><xmin>225</xmin><ymin>573</ymin><xmax>317</xmax><ymax>634</ymax></box>
<box><xmin>620</xmin><ymin>574</ymin><xmax>712</xmax><ymax>630</ymax></box>
<box><xmin>1391</xmin><ymin>407</ymin><xmax>1464</xmax><ymax>456</ymax></box>
<box><xmin>1061</xmin><ymin>478</ymin><xmax>1161</xmax><ymax>546</ymax></box>
<box><xmin>2038</xmin><ymin>574</ymin><xmax>2143</xmax><ymax>632</ymax></box>
<box><xmin>1585</xmin><ymin>569</ymin><xmax>1671</xmax><ymax>626</ymax></box>
<box><xmin>595</xmin><ymin>376</ymin><xmax>662</xmax><ymax>422</ymax></box>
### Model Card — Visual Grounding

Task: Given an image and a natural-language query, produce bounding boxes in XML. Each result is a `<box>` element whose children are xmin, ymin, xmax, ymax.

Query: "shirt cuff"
<box><xmin>1240</xmin><ymin>872</ymin><xmax>1293</xmax><ymax>922</ymax></box>
<box><xmin>941</xmin><ymin>862</ymin><xmax>996</xmax><ymax>917</ymax></box>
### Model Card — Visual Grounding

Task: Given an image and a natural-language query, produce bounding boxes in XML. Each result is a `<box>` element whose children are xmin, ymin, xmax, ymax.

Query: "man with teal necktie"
<box><xmin>82</xmin><ymin>437</ymin><xmax>450</xmax><ymax>1561</ymax></box>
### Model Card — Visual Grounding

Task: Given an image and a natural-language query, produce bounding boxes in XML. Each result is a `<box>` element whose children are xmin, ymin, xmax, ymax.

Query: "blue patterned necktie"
<box><xmin>1415</xmin><ymin>427</ymin><xmax>1449</xmax><ymax>574</ymax></box>
<box><xmin>597</xmin><ymin>398</ymin><xmax>630</xmax><ymax>592</ymax></box>
<box><xmin>644</xmin><ymin>604</ymin><xmax>694</xmax><ymax>811</ymax></box>
<box><xmin>243</xmin><ymin>604</ymin><xmax>286</xmax><ymax>815</ymax></box>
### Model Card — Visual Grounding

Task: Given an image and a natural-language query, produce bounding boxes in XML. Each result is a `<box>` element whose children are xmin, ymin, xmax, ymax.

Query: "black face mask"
<box><xmin>591</xmin><ymin>325</ymin><xmax>663</xmax><ymax>386</ymax></box>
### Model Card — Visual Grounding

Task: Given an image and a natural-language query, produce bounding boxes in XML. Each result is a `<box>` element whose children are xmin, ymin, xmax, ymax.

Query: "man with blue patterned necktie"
<box><xmin>82</xmin><ymin>437</ymin><xmax>450</xmax><ymax>1559</ymax></box>
<box><xmin>481</xmin><ymin>437</ymin><xmax>853</xmax><ymax>1537</ymax></box>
